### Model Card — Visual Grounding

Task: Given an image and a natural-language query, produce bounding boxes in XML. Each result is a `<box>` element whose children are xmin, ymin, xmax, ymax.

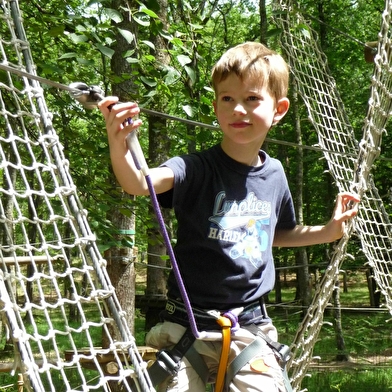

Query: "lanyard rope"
<box><xmin>68</xmin><ymin>82</ymin><xmax>220</xmax><ymax>340</ymax></box>
<box><xmin>125</xmin><ymin>129</ymin><xmax>222</xmax><ymax>339</ymax></box>
<box><xmin>126</xmin><ymin>115</ymin><xmax>235</xmax><ymax>390</ymax></box>
<box><xmin>37</xmin><ymin>81</ymin><xmax>235</xmax><ymax>386</ymax></box>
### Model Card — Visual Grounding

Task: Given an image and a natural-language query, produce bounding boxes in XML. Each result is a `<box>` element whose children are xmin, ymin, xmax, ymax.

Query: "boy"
<box><xmin>99</xmin><ymin>42</ymin><xmax>359</xmax><ymax>392</ymax></box>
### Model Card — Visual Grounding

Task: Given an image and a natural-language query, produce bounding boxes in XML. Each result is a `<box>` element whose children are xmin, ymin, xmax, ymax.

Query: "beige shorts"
<box><xmin>146</xmin><ymin>321</ymin><xmax>287</xmax><ymax>392</ymax></box>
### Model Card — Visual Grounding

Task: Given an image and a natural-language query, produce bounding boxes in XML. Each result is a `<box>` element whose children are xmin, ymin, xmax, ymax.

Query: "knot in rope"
<box><xmin>222</xmin><ymin>311</ymin><xmax>239</xmax><ymax>332</ymax></box>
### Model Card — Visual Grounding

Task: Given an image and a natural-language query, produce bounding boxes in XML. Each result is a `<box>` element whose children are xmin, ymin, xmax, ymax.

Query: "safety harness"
<box><xmin>147</xmin><ymin>299</ymin><xmax>293</xmax><ymax>392</ymax></box>
<box><xmin>71</xmin><ymin>84</ymin><xmax>293</xmax><ymax>392</ymax></box>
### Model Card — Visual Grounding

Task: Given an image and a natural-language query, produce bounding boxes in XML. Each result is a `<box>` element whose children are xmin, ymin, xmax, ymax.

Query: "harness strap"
<box><xmin>225</xmin><ymin>336</ymin><xmax>264</xmax><ymax>387</ymax></box>
<box><xmin>148</xmin><ymin>328</ymin><xmax>195</xmax><ymax>386</ymax></box>
<box><xmin>148</xmin><ymin>328</ymin><xmax>210</xmax><ymax>387</ymax></box>
<box><xmin>184</xmin><ymin>346</ymin><xmax>210</xmax><ymax>384</ymax></box>
<box><xmin>281</xmin><ymin>366</ymin><xmax>293</xmax><ymax>392</ymax></box>
<box><xmin>245</xmin><ymin>324</ymin><xmax>292</xmax><ymax>365</ymax></box>
<box><xmin>224</xmin><ymin>324</ymin><xmax>293</xmax><ymax>392</ymax></box>
<box><xmin>215</xmin><ymin>315</ymin><xmax>233</xmax><ymax>392</ymax></box>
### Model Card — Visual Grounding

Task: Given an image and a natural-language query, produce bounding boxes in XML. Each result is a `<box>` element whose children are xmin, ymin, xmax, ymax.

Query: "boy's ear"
<box><xmin>272</xmin><ymin>97</ymin><xmax>290</xmax><ymax>125</ymax></box>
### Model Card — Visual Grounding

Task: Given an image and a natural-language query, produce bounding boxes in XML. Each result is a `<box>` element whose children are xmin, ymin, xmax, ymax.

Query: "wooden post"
<box><xmin>18</xmin><ymin>373</ymin><xmax>24</xmax><ymax>392</ymax></box>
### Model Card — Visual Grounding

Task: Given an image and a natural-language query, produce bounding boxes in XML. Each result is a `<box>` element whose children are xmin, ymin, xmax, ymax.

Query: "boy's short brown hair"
<box><xmin>211</xmin><ymin>42</ymin><xmax>289</xmax><ymax>101</ymax></box>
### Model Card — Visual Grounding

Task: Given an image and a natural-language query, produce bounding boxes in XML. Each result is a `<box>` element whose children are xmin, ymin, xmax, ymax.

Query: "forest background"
<box><xmin>12</xmin><ymin>0</ymin><xmax>392</xmax><ymax>349</ymax></box>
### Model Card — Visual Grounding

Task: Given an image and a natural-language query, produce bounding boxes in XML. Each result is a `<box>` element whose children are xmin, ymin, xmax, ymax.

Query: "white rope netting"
<box><xmin>273</xmin><ymin>0</ymin><xmax>392</xmax><ymax>389</ymax></box>
<box><xmin>0</xmin><ymin>1</ymin><xmax>154</xmax><ymax>391</ymax></box>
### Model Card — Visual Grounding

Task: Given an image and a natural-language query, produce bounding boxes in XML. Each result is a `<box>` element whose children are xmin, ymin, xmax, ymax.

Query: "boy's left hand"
<box><xmin>327</xmin><ymin>192</ymin><xmax>360</xmax><ymax>240</ymax></box>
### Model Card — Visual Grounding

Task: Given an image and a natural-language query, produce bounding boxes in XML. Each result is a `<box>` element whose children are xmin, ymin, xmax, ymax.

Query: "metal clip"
<box><xmin>277</xmin><ymin>344</ymin><xmax>291</xmax><ymax>364</ymax></box>
<box><xmin>155</xmin><ymin>350</ymin><xmax>180</xmax><ymax>376</ymax></box>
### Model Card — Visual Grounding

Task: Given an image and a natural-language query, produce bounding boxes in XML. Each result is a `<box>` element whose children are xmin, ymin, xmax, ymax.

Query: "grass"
<box><xmin>0</xmin><ymin>374</ymin><xmax>20</xmax><ymax>392</ymax></box>
<box><xmin>303</xmin><ymin>368</ymin><xmax>392</xmax><ymax>392</ymax></box>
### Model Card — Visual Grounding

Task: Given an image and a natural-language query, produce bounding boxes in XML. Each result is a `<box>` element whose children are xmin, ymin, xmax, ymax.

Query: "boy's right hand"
<box><xmin>98</xmin><ymin>96</ymin><xmax>143</xmax><ymax>153</ymax></box>
<box><xmin>98</xmin><ymin>96</ymin><xmax>175</xmax><ymax>196</ymax></box>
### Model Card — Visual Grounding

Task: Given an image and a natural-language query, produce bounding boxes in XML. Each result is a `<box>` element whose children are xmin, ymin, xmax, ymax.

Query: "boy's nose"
<box><xmin>233</xmin><ymin>102</ymin><xmax>246</xmax><ymax>114</ymax></box>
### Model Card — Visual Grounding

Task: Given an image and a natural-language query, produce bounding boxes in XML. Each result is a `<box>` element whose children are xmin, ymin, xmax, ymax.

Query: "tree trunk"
<box><xmin>101</xmin><ymin>0</ymin><xmax>139</xmax><ymax>363</ymax></box>
<box><xmin>144</xmin><ymin>0</ymin><xmax>171</xmax><ymax>331</ymax></box>
<box><xmin>292</xmin><ymin>81</ymin><xmax>311</xmax><ymax>312</ymax></box>
<box><xmin>104</xmin><ymin>191</ymin><xmax>136</xmax><ymax>392</ymax></box>
<box><xmin>104</xmin><ymin>191</ymin><xmax>137</xmax><ymax>338</ymax></box>
<box><xmin>333</xmin><ymin>278</ymin><xmax>349</xmax><ymax>361</ymax></box>
<box><xmin>366</xmin><ymin>268</ymin><xmax>381</xmax><ymax>308</ymax></box>
<box><xmin>275</xmin><ymin>268</ymin><xmax>282</xmax><ymax>304</ymax></box>
<box><xmin>259</xmin><ymin>0</ymin><xmax>267</xmax><ymax>45</ymax></box>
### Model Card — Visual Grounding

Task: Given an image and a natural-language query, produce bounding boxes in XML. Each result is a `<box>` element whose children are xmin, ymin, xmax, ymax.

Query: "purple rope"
<box><xmin>105</xmin><ymin>114</ymin><xmax>201</xmax><ymax>337</ymax></box>
<box><xmin>143</xmin><ymin>174</ymin><xmax>202</xmax><ymax>339</ymax></box>
<box><xmin>124</xmin><ymin>127</ymin><xmax>204</xmax><ymax>338</ymax></box>
<box><xmin>123</xmin><ymin>119</ymin><xmax>216</xmax><ymax>339</ymax></box>
<box><xmin>222</xmin><ymin>311</ymin><xmax>239</xmax><ymax>332</ymax></box>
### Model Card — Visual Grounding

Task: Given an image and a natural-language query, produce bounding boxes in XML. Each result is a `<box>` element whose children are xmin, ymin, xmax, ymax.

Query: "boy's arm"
<box><xmin>273</xmin><ymin>192</ymin><xmax>360</xmax><ymax>247</ymax></box>
<box><xmin>98</xmin><ymin>97</ymin><xmax>174</xmax><ymax>196</ymax></box>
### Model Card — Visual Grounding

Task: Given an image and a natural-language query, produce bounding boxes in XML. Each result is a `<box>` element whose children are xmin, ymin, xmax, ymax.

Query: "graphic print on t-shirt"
<box><xmin>207</xmin><ymin>191</ymin><xmax>271</xmax><ymax>268</ymax></box>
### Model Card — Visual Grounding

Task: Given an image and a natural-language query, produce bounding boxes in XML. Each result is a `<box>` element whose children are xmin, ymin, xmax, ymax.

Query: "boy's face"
<box><xmin>213</xmin><ymin>74</ymin><xmax>289</xmax><ymax>148</ymax></box>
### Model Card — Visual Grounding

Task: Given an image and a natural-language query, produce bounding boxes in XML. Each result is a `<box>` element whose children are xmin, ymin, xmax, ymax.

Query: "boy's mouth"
<box><xmin>230</xmin><ymin>121</ymin><xmax>250</xmax><ymax>128</ymax></box>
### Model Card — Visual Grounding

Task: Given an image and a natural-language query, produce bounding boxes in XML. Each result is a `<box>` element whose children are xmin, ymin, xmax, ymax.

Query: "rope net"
<box><xmin>273</xmin><ymin>0</ymin><xmax>392</xmax><ymax>389</ymax></box>
<box><xmin>0</xmin><ymin>1</ymin><xmax>154</xmax><ymax>391</ymax></box>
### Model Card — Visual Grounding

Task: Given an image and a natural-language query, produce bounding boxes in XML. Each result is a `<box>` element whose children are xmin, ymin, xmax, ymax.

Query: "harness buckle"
<box><xmin>276</xmin><ymin>343</ymin><xmax>291</xmax><ymax>365</ymax></box>
<box><xmin>155</xmin><ymin>350</ymin><xmax>180</xmax><ymax>376</ymax></box>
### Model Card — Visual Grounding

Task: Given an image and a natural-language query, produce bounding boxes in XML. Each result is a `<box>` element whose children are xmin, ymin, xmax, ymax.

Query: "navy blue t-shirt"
<box><xmin>158</xmin><ymin>144</ymin><xmax>296</xmax><ymax>310</ymax></box>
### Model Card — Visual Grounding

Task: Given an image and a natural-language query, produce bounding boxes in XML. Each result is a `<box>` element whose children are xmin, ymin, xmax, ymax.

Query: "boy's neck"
<box><xmin>220</xmin><ymin>141</ymin><xmax>264</xmax><ymax>167</ymax></box>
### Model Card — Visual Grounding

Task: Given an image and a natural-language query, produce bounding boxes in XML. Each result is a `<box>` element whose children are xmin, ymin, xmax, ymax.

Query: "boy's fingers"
<box><xmin>337</xmin><ymin>192</ymin><xmax>360</xmax><ymax>211</ymax></box>
<box><xmin>98</xmin><ymin>97</ymin><xmax>119</xmax><ymax>119</ymax></box>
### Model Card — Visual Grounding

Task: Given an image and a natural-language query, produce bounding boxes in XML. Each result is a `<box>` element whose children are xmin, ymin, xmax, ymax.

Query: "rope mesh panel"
<box><xmin>0</xmin><ymin>1</ymin><xmax>154</xmax><ymax>391</ymax></box>
<box><xmin>273</xmin><ymin>1</ymin><xmax>392</xmax><ymax>390</ymax></box>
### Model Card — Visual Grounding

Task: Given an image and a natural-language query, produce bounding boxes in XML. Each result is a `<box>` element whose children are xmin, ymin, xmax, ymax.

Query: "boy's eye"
<box><xmin>248</xmin><ymin>96</ymin><xmax>260</xmax><ymax>101</ymax></box>
<box><xmin>222</xmin><ymin>96</ymin><xmax>232</xmax><ymax>101</ymax></box>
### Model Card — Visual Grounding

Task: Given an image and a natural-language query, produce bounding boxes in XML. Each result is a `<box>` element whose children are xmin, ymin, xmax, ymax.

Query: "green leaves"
<box><xmin>68</xmin><ymin>32</ymin><xmax>89</xmax><ymax>44</ymax></box>
<box><xmin>176</xmin><ymin>54</ymin><xmax>192</xmax><ymax>67</ymax></box>
<box><xmin>118</xmin><ymin>28</ymin><xmax>135</xmax><ymax>44</ymax></box>
<box><xmin>96</xmin><ymin>43</ymin><xmax>115</xmax><ymax>58</ymax></box>
<box><xmin>182</xmin><ymin>104</ymin><xmax>194</xmax><ymax>117</ymax></box>
<box><xmin>103</xmin><ymin>8</ymin><xmax>123</xmax><ymax>23</ymax></box>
